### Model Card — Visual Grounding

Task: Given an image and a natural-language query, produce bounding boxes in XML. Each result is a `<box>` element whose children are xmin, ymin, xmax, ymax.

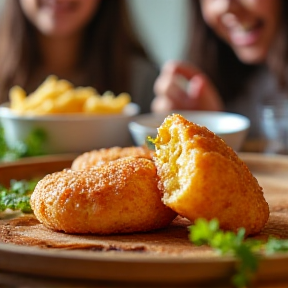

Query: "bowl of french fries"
<box><xmin>0</xmin><ymin>76</ymin><xmax>140</xmax><ymax>155</ymax></box>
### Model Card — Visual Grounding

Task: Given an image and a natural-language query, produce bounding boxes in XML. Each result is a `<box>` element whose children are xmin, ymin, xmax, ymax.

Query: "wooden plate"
<box><xmin>0</xmin><ymin>153</ymin><xmax>287</xmax><ymax>286</ymax></box>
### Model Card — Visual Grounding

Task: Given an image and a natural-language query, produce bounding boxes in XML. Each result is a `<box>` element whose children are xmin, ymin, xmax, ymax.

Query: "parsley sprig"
<box><xmin>0</xmin><ymin>125</ymin><xmax>47</xmax><ymax>162</ymax></box>
<box><xmin>0</xmin><ymin>179</ymin><xmax>38</xmax><ymax>213</ymax></box>
<box><xmin>189</xmin><ymin>218</ymin><xmax>288</xmax><ymax>287</ymax></box>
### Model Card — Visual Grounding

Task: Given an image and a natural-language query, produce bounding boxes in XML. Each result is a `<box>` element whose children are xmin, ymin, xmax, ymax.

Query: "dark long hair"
<box><xmin>189</xmin><ymin>0</ymin><xmax>288</xmax><ymax>104</ymax></box>
<box><xmin>0</xmin><ymin>0</ymin><xmax>149</xmax><ymax>103</ymax></box>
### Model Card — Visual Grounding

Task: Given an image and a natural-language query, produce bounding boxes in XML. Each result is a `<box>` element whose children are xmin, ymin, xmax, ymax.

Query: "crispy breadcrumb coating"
<box><xmin>154</xmin><ymin>114</ymin><xmax>269</xmax><ymax>236</ymax></box>
<box><xmin>30</xmin><ymin>157</ymin><xmax>176</xmax><ymax>234</ymax></box>
<box><xmin>71</xmin><ymin>146</ymin><xmax>154</xmax><ymax>170</ymax></box>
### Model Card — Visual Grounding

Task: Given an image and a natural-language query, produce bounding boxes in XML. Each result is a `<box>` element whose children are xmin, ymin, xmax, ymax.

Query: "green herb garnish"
<box><xmin>0</xmin><ymin>125</ymin><xmax>8</xmax><ymax>159</ymax></box>
<box><xmin>146</xmin><ymin>136</ymin><xmax>156</xmax><ymax>150</ymax></box>
<box><xmin>189</xmin><ymin>218</ymin><xmax>288</xmax><ymax>287</ymax></box>
<box><xmin>0</xmin><ymin>179</ymin><xmax>38</xmax><ymax>213</ymax></box>
<box><xmin>0</xmin><ymin>125</ymin><xmax>47</xmax><ymax>162</ymax></box>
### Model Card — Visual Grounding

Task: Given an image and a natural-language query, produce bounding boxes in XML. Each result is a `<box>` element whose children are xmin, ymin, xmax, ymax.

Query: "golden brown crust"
<box><xmin>71</xmin><ymin>146</ymin><xmax>154</xmax><ymax>170</ymax></box>
<box><xmin>154</xmin><ymin>114</ymin><xmax>270</xmax><ymax>236</ymax></box>
<box><xmin>30</xmin><ymin>157</ymin><xmax>176</xmax><ymax>234</ymax></box>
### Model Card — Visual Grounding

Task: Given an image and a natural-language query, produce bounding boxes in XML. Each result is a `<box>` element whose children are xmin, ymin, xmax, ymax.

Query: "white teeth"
<box><xmin>229</xmin><ymin>23</ymin><xmax>260</xmax><ymax>46</ymax></box>
<box><xmin>233</xmin><ymin>29</ymin><xmax>249</xmax><ymax>38</ymax></box>
<box><xmin>232</xmin><ymin>24</ymin><xmax>254</xmax><ymax>34</ymax></box>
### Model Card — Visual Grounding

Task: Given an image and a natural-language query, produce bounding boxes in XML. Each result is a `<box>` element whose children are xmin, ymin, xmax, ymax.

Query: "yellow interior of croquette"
<box><xmin>156</xmin><ymin>123</ymin><xmax>193</xmax><ymax>204</ymax></box>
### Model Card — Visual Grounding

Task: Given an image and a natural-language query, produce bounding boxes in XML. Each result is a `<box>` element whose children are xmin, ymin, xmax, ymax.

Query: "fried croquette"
<box><xmin>30</xmin><ymin>157</ymin><xmax>177</xmax><ymax>234</ymax></box>
<box><xmin>71</xmin><ymin>146</ymin><xmax>154</xmax><ymax>170</ymax></box>
<box><xmin>153</xmin><ymin>114</ymin><xmax>269</xmax><ymax>236</ymax></box>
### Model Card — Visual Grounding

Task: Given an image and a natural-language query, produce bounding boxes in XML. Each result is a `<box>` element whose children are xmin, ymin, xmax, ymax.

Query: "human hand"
<box><xmin>152</xmin><ymin>61</ymin><xmax>224</xmax><ymax>112</ymax></box>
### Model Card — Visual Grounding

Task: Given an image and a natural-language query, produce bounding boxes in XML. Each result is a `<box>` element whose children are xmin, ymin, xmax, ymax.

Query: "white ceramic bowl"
<box><xmin>0</xmin><ymin>103</ymin><xmax>140</xmax><ymax>154</ymax></box>
<box><xmin>128</xmin><ymin>111</ymin><xmax>250</xmax><ymax>152</ymax></box>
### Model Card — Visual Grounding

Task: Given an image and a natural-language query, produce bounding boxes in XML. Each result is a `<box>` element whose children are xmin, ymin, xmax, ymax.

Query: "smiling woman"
<box><xmin>0</xmin><ymin>0</ymin><xmax>158</xmax><ymax>113</ymax></box>
<box><xmin>152</xmin><ymin>0</ymin><xmax>288</xmax><ymax>153</ymax></box>
<box><xmin>19</xmin><ymin>0</ymin><xmax>102</xmax><ymax>37</ymax></box>
<box><xmin>199</xmin><ymin>0</ymin><xmax>282</xmax><ymax>64</ymax></box>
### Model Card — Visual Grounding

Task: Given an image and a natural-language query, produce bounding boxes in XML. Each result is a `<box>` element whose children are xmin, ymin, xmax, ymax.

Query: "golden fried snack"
<box><xmin>30</xmin><ymin>157</ymin><xmax>177</xmax><ymax>234</ymax></box>
<box><xmin>71</xmin><ymin>146</ymin><xmax>154</xmax><ymax>170</ymax></box>
<box><xmin>153</xmin><ymin>114</ymin><xmax>269</xmax><ymax>236</ymax></box>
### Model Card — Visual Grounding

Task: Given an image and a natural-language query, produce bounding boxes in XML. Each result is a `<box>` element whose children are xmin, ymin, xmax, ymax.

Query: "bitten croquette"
<box><xmin>153</xmin><ymin>114</ymin><xmax>269</xmax><ymax>236</ymax></box>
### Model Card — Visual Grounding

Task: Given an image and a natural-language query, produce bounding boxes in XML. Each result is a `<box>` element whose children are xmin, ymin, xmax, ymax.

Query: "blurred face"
<box><xmin>19</xmin><ymin>0</ymin><xmax>101</xmax><ymax>37</ymax></box>
<box><xmin>200</xmin><ymin>0</ymin><xmax>282</xmax><ymax>64</ymax></box>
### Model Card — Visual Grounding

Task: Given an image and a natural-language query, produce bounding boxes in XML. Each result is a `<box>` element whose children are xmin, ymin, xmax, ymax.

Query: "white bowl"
<box><xmin>0</xmin><ymin>103</ymin><xmax>140</xmax><ymax>154</ymax></box>
<box><xmin>128</xmin><ymin>111</ymin><xmax>250</xmax><ymax>152</ymax></box>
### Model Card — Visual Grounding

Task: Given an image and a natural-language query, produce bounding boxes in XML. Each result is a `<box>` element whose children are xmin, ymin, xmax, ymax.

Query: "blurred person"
<box><xmin>152</xmin><ymin>0</ymin><xmax>288</xmax><ymax>148</ymax></box>
<box><xmin>0</xmin><ymin>0</ymin><xmax>158</xmax><ymax>113</ymax></box>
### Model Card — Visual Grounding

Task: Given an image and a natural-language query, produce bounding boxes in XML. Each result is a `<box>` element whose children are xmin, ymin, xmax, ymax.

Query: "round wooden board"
<box><xmin>0</xmin><ymin>152</ymin><xmax>287</xmax><ymax>286</ymax></box>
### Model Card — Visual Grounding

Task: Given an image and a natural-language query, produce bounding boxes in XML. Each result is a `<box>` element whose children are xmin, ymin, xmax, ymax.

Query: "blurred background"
<box><xmin>0</xmin><ymin>0</ymin><xmax>192</xmax><ymax>67</ymax></box>
<box><xmin>126</xmin><ymin>0</ymin><xmax>192</xmax><ymax>67</ymax></box>
<box><xmin>0</xmin><ymin>0</ymin><xmax>194</xmax><ymax>159</ymax></box>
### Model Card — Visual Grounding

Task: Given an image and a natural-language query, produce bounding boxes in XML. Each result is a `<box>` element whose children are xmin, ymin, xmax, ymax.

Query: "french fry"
<box><xmin>9</xmin><ymin>86</ymin><xmax>27</xmax><ymax>112</ymax></box>
<box><xmin>23</xmin><ymin>76</ymin><xmax>73</xmax><ymax>111</ymax></box>
<box><xmin>8</xmin><ymin>76</ymin><xmax>131</xmax><ymax>115</ymax></box>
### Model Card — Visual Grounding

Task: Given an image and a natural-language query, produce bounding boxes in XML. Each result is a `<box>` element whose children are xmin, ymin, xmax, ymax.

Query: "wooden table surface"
<box><xmin>0</xmin><ymin>272</ymin><xmax>287</xmax><ymax>288</ymax></box>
